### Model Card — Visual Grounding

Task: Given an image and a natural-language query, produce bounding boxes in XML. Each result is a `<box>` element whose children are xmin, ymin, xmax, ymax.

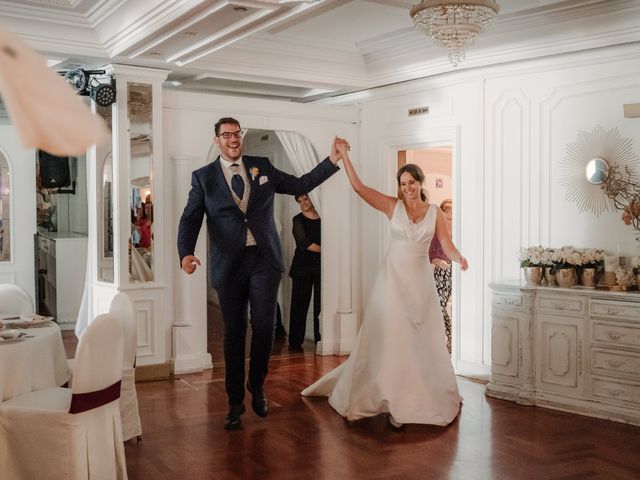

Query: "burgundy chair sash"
<box><xmin>69</xmin><ymin>380</ymin><xmax>122</xmax><ymax>414</ymax></box>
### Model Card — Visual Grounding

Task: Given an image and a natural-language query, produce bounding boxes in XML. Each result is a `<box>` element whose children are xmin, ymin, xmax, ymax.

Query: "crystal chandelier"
<box><xmin>410</xmin><ymin>0</ymin><xmax>500</xmax><ymax>66</ymax></box>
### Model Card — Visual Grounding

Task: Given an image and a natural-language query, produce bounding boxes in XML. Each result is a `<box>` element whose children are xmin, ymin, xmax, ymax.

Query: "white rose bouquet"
<box><xmin>552</xmin><ymin>246</ymin><xmax>583</xmax><ymax>270</ymax></box>
<box><xmin>518</xmin><ymin>246</ymin><xmax>545</xmax><ymax>268</ymax></box>
<box><xmin>580</xmin><ymin>248</ymin><xmax>605</xmax><ymax>270</ymax></box>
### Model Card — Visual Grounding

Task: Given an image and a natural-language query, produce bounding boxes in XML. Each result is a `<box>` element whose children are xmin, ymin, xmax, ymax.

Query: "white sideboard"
<box><xmin>487</xmin><ymin>281</ymin><xmax>640</xmax><ymax>426</ymax></box>
<box><xmin>37</xmin><ymin>232</ymin><xmax>88</xmax><ymax>330</ymax></box>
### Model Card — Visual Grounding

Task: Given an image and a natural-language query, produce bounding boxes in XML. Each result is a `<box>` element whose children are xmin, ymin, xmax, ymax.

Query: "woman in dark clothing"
<box><xmin>288</xmin><ymin>193</ymin><xmax>321</xmax><ymax>350</ymax></box>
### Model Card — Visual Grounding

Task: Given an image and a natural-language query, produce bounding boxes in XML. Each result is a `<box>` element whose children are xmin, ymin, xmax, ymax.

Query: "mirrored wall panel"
<box><xmin>128</xmin><ymin>83</ymin><xmax>153</xmax><ymax>282</ymax></box>
<box><xmin>0</xmin><ymin>152</ymin><xmax>10</xmax><ymax>262</ymax></box>
<box><xmin>97</xmin><ymin>104</ymin><xmax>114</xmax><ymax>283</ymax></box>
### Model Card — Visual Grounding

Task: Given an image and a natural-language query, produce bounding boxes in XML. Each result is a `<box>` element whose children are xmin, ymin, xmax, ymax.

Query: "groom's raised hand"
<box><xmin>181</xmin><ymin>255</ymin><xmax>201</xmax><ymax>274</ymax></box>
<box><xmin>329</xmin><ymin>136</ymin><xmax>351</xmax><ymax>164</ymax></box>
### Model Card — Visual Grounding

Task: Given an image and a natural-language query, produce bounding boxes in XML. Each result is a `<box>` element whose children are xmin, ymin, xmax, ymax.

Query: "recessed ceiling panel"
<box><xmin>133</xmin><ymin>3</ymin><xmax>266</xmax><ymax>61</ymax></box>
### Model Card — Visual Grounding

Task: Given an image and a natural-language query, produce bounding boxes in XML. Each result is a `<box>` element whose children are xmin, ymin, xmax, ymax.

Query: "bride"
<box><xmin>302</xmin><ymin>140</ymin><xmax>468</xmax><ymax>427</ymax></box>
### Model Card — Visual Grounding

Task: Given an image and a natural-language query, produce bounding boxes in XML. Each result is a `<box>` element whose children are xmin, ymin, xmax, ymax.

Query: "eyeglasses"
<box><xmin>217</xmin><ymin>130</ymin><xmax>244</xmax><ymax>140</ymax></box>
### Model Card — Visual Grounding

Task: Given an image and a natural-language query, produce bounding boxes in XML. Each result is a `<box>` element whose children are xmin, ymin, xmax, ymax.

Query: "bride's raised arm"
<box><xmin>434</xmin><ymin>207</ymin><xmax>469</xmax><ymax>271</ymax></box>
<box><xmin>336</xmin><ymin>139</ymin><xmax>396</xmax><ymax>219</ymax></box>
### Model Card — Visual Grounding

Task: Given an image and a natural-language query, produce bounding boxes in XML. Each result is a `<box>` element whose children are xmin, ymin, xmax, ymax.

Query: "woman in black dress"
<box><xmin>288</xmin><ymin>193</ymin><xmax>321</xmax><ymax>350</ymax></box>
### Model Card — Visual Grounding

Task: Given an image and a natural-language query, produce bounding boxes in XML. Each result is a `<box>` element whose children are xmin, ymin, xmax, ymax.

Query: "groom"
<box><xmin>177</xmin><ymin>117</ymin><xmax>340</xmax><ymax>429</ymax></box>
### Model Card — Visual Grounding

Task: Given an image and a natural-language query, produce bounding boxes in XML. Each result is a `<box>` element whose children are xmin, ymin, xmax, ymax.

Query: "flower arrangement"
<box><xmin>615</xmin><ymin>266</ymin><xmax>637</xmax><ymax>287</ymax></box>
<box><xmin>518</xmin><ymin>246</ymin><xmax>544</xmax><ymax>267</ymax></box>
<box><xmin>580</xmin><ymin>248</ymin><xmax>605</xmax><ymax>270</ymax></box>
<box><xmin>551</xmin><ymin>246</ymin><xmax>583</xmax><ymax>270</ymax></box>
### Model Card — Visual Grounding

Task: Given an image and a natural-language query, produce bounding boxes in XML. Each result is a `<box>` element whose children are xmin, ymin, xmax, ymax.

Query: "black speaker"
<box><xmin>38</xmin><ymin>150</ymin><xmax>71</xmax><ymax>188</ymax></box>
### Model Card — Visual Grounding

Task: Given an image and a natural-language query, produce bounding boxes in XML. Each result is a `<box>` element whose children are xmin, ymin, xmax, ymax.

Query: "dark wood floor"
<box><xmin>63</xmin><ymin>307</ymin><xmax>640</xmax><ymax>479</ymax></box>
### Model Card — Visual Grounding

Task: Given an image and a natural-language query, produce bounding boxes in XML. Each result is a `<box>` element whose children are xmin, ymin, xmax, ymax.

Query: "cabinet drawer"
<box><xmin>537</xmin><ymin>295</ymin><xmax>584</xmax><ymax>316</ymax></box>
<box><xmin>590</xmin><ymin>348</ymin><xmax>640</xmax><ymax>380</ymax></box>
<box><xmin>492</xmin><ymin>293</ymin><xmax>523</xmax><ymax>307</ymax></box>
<box><xmin>591</xmin><ymin>320</ymin><xmax>640</xmax><ymax>348</ymax></box>
<box><xmin>590</xmin><ymin>299</ymin><xmax>640</xmax><ymax>321</ymax></box>
<box><xmin>591</xmin><ymin>377</ymin><xmax>640</xmax><ymax>405</ymax></box>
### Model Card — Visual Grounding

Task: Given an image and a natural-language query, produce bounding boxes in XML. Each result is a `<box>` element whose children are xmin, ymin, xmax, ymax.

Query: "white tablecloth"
<box><xmin>0</xmin><ymin>319</ymin><xmax>71</xmax><ymax>401</ymax></box>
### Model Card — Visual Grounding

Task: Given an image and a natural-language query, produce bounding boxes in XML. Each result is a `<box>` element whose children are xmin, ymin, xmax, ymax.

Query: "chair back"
<box><xmin>69</xmin><ymin>312</ymin><xmax>124</xmax><ymax>413</ymax></box>
<box><xmin>0</xmin><ymin>283</ymin><xmax>34</xmax><ymax>315</ymax></box>
<box><xmin>109</xmin><ymin>292</ymin><xmax>137</xmax><ymax>369</ymax></box>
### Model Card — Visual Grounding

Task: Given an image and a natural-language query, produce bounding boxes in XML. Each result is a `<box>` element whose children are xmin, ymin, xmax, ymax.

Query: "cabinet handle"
<box><xmin>606</xmin><ymin>388</ymin><xmax>624</xmax><ymax>398</ymax></box>
<box><xmin>606</xmin><ymin>330</ymin><xmax>625</xmax><ymax>342</ymax></box>
<box><xmin>607</xmin><ymin>307</ymin><xmax>622</xmax><ymax>315</ymax></box>
<box><xmin>606</xmin><ymin>359</ymin><xmax>624</xmax><ymax>369</ymax></box>
<box><xmin>519</xmin><ymin>344</ymin><xmax>523</xmax><ymax>367</ymax></box>
<box><xmin>503</xmin><ymin>298</ymin><xmax>515</xmax><ymax>305</ymax></box>
<box><xmin>577</xmin><ymin>340</ymin><xmax>582</xmax><ymax>376</ymax></box>
<box><xmin>553</xmin><ymin>302</ymin><xmax>569</xmax><ymax>310</ymax></box>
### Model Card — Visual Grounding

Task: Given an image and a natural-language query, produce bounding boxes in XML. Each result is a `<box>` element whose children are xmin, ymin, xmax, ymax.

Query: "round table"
<box><xmin>0</xmin><ymin>320</ymin><xmax>71</xmax><ymax>401</ymax></box>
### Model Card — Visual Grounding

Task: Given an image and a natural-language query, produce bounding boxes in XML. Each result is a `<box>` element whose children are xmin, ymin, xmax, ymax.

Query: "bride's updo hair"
<box><xmin>396</xmin><ymin>163</ymin><xmax>428</xmax><ymax>201</ymax></box>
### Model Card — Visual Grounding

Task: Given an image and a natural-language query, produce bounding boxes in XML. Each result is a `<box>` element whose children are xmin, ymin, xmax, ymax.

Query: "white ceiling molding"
<box><xmin>0</xmin><ymin>1</ymin><xmax>89</xmax><ymax>24</ymax></box>
<box><xmin>26</xmin><ymin>0</ymin><xmax>83</xmax><ymax>7</ymax></box>
<box><xmin>266</xmin><ymin>0</ymin><xmax>350</xmax><ymax>35</ymax></box>
<box><xmin>128</xmin><ymin>1</ymin><xmax>231</xmax><ymax>59</ymax></box>
<box><xmin>174</xmin><ymin>0</ymin><xmax>331</xmax><ymax>65</ymax></box>
<box><xmin>99</xmin><ymin>0</ymin><xmax>211</xmax><ymax>54</ymax></box>
<box><xmin>361</xmin><ymin>0</ymin><xmax>640</xmax><ymax>87</ymax></box>
<box><xmin>86</xmin><ymin>0</ymin><xmax>128</xmax><ymax>27</ymax></box>
<box><xmin>170</xmin><ymin>9</ymin><xmax>275</xmax><ymax>63</ymax></box>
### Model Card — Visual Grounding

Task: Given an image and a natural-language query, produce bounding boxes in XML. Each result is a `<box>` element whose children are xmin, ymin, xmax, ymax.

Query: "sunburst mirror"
<box><xmin>559</xmin><ymin>125</ymin><xmax>640</xmax><ymax>216</ymax></box>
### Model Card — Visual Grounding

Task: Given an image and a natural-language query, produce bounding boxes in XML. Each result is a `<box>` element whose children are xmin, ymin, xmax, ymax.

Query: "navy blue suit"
<box><xmin>177</xmin><ymin>155</ymin><xmax>338</xmax><ymax>405</ymax></box>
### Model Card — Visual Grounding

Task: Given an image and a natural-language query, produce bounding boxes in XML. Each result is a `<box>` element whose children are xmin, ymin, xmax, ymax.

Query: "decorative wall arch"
<box><xmin>0</xmin><ymin>146</ymin><xmax>13</xmax><ymax>263</ymax></box>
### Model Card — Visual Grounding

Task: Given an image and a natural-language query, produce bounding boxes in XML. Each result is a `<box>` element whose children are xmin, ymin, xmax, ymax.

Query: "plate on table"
<box><xmin>17</xmin><ymin>315</ymin><xmax>53</xmax><ymax>325</ymax></box>
<box><xmin>0</xmin><ymin>329</ymin><xmax>26</xmax><ymax>343</ymax></box>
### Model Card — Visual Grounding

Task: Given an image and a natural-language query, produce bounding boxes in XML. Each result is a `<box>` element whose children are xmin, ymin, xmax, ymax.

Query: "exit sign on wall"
<box><xmin>408</xmin><ymin>106</ymin><xmax>429</xmax><ymax>117</ymax></box>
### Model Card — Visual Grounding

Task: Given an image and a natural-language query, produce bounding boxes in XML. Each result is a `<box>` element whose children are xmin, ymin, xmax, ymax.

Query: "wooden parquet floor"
<box><xmin>121</xmin><ymin>349</ymin><xmax>640</xmax><ymax>480</ymax></box>
<box><xmin>62</xmin><ymin>304</ymin><xmax>640</xmax><ymax>480</ymax></box>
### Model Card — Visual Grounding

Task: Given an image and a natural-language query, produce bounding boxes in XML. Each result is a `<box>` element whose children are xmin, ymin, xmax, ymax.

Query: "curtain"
<box><xmin>275</xmin><ymin>131</ymin><xmax>321</xmax><ymax>214</ymax></box>
<box><xmin>75</xmin><ymin>159</ymin><xmax>93</xmax><ymax>337</ymax></box>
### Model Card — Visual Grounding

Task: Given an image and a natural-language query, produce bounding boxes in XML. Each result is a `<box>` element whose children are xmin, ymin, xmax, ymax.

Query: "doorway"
<box><xmin>205</xmin><ymin>129</ymin><xmax>321</xmax><ymax>366</ymax></box>
<box><xmin>398</xmin><ymin>147</ymin><xmax>455</xmax><ymax>354</ymax></box>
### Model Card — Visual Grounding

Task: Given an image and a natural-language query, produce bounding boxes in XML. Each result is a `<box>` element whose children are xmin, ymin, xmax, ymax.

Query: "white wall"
<box><xmin>0</xmin><ymin>124</ymin><xmax>36</xmax><ymax>301</ymax></box>
<box><xmin>164</xmin><ymin>90</ymin><xmax>359</xmax><ymax>372</ymax></box>
<box><xmin>332</xmin><ymin>42</ymin><xmax>640</xmax><ymax>377</ymax></box>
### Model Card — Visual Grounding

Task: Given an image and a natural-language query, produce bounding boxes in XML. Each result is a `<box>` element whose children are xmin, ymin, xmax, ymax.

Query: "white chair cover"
<box><xmin>0</xmin><ymin>313</ymin><xmax>128</xmax><ymax>480</ymax></box>
<box><xmin>0</xmin><ymin>283</ymin><xmax>34</xmax><ymax>315</ymax></box>
<box><xmin>110</xmin><ymin>292</ymin><xmax>142</xmax><ymax>441</ymax></box>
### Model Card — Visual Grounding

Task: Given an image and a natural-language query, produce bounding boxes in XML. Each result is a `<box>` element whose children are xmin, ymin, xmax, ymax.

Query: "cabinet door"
<box><xmin>537</xmin><ymin>314</ymin><xmax>584</xmax><ymax>397</ymax></box>
<box><xmin>491</xmin><ymin>308</ymin><xmax>523</xmax><ymax>381</ymax></box>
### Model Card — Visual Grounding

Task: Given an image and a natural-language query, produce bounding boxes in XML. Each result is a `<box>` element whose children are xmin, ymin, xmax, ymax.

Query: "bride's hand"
<box><xmin>458</xmin><ymin>255</ymin><xmax>469</xmax><ymax>271</ymax></box>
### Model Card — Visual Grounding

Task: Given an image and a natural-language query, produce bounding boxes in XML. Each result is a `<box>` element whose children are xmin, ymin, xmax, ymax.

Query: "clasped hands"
<box><xmin>329</xmin><ymin>136</ymin><xmax>351</xmax><ymax>164</ymax></box>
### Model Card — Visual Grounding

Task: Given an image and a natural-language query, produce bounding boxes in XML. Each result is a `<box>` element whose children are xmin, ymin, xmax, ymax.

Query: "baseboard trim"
<box><xmin>134</xmin><ymin>362</ymin><xmax>172</xmax><ymax>382</ymax></box>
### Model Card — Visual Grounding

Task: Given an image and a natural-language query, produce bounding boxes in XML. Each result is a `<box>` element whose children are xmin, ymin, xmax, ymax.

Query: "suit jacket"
<box><xmin>177</xmin><ymin>155</ymin><xmax>339</xmax><ymax>287</ymax></box>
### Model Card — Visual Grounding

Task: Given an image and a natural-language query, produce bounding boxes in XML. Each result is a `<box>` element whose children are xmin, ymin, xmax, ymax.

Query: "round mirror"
<box><xmin>585</xmin><ymin>157</ymin><xmax>609</xmax><ymax>185</ymax></box>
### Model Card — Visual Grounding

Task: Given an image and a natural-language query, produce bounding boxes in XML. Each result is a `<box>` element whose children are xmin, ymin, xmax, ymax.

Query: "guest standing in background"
<box><xmin>288</xmin><ymin>193</ymin><xmax>321</xmax><ymax>351</ymax></box>
<box><xmin>429</xmin><ymin>198</ymin><xmax>453</xmax><ymax>354</ymax></box>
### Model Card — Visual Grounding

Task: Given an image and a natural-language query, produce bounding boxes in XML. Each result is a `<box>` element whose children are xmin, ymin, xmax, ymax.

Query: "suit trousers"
<box><xmin>216</xmin><ymin>246</ymin><xmax>281</xmax><ymax>405</ymax></box>
<box><xmin>288</xmin><ymin>273</ymin><xmax>321</xmax><ymax>348</ymax></box>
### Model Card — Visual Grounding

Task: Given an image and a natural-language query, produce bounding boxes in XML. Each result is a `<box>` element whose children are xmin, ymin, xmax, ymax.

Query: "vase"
<box><xmin>580</xmin><ymin>267</ymin><xmax>598</xmax><ymax>287</ymax></box>
<box><xmin>556</xmin><ymin>268</ymin><xmax>578</xmax><ymax>288</ymax></box>
<box><xmin>544</xmin><ymin>267</ymin><xmax>558</xmax><ymax>287</ymax></box>
<box><xmin>523</xmin><ymin>266</ymin><xmax>543</xmax><ymax>286</ymax></box>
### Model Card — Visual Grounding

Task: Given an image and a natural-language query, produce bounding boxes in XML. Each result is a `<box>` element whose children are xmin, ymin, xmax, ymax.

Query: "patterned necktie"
<box><xmin>229</xmin><ymin>163</ymin><xmax>244</xmax><ymax>199</ymax></box>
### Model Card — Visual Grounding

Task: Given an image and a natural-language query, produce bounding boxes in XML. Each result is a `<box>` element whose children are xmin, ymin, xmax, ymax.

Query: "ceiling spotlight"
<box><xmin>90</xmin><ymin>82</ymin><xmax>116</xmax><ymax>107</ymax></box>
<box><xmin>64</xmin><ymin>69</ymin><xmax>88</xmax><ymax>93</ymax></box>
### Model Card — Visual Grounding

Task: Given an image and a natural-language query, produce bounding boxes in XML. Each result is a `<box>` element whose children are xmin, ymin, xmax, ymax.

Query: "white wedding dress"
<box><xmin>302</xmin><ymin>200</ymin><xmax>462</xmax><ymax>426</ymax></box>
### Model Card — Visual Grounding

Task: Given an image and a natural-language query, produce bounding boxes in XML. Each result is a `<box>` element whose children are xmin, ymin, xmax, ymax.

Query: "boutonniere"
<box><xmin>249</xmin><ymin>167</ymin><xmax>259</xmax><ymax>180</ymax></box>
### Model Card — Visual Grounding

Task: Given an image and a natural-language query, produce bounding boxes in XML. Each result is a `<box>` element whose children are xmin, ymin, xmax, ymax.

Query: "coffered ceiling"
<box><xmin>0</xmin><ymin>0</ymin><xmax>639</xmax><ymax>102</ymax></box>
